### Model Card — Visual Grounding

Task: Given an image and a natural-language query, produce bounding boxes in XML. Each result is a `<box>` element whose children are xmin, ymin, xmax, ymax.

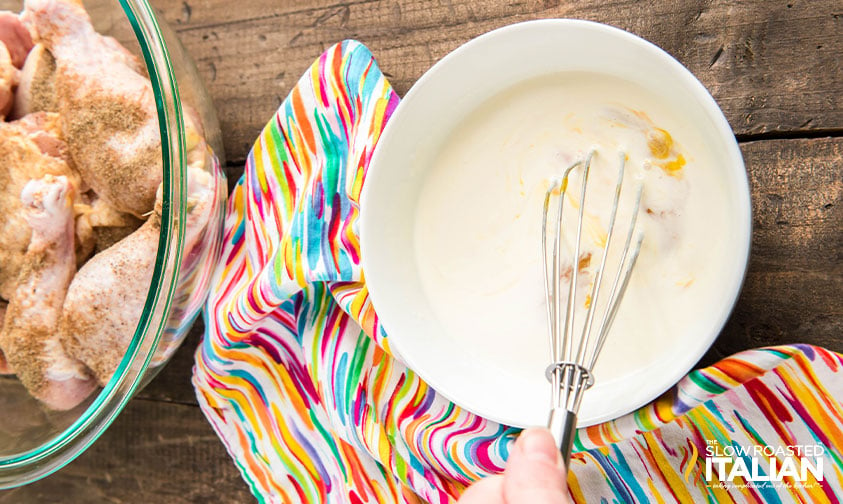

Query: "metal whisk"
<box><xmin>542</xmin><ymin>150</ymin><xmax>644</xmax><ymax>466</ymax></box>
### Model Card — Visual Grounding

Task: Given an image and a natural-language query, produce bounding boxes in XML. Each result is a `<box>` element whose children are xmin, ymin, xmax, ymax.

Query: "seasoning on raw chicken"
<box><xmin>76</xmin><ymin>195</ymin><xmax>144</xmax><ymax>254</ymax></box>
<box><xmin>0</xmin><ymin>115</ymin><xmax>81</xmax><ymax>299</ymax></box>
<box><xmin>61</xmin><ymin>167</ymin><xmax>215</xmax><ymax>385</ymax></box>
<box><xmin>13</xmin><ymin>43</ymin><xmax>56</xmax><ymax>118</ymax></box>
<box><xmin>0</xmin><ymin>175</ymin><xmax>96</xmax><ymax>410</ymax></box>
<box><xmin>23</xmin><ymin>0</ymin><xmax>163</xmax><ymax>217</ymax></box>
<box><xmin>0</xmin><ymin>0</ymin><xmax>216</xmax><ymax>410</ymax></box>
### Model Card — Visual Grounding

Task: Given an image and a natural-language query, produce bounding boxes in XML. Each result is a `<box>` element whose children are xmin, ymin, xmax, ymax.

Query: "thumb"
<box><xmin>503</xmin><ymin>428</ymin><xmax>570</xmax><ymax>503</ymax></box>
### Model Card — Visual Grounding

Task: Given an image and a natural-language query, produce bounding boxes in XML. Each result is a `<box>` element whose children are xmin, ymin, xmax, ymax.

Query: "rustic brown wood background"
<box><xmin>1</xmin><ymin>0</ymin><xmax>841</xmax><ymax>502</ymax></box>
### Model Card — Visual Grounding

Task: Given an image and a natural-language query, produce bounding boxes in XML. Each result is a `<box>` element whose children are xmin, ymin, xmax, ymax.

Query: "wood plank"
<box><xmin>154</xmin><ymin>0</ymin><xmax>348</xmax><ymax>27</ymax></box>
<box><xmin>0</xmin><ymin>399</ymin><xmax>254</xmax><ymax>503</ymax></box>
<box><xmin>714</xmin><ymin>136</ymin><xmax>842</xmax><ymax>359</ymax></box>
<box><xmin>147</xmin><ymin>0</ymin><xmax>843</xmax><ymax>163</ymax></box>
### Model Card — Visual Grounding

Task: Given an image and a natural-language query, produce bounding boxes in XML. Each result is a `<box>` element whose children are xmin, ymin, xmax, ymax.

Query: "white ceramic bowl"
<box><xmin>360</xmin><ymin>19</ymin><xmax>751</xmax><ymax>427</ymax></box>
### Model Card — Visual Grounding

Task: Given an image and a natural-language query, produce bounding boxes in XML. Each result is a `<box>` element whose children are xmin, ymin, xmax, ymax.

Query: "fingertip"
<box><xmin>504</xmin><ymin>428</ymin><xmax>568</xmax><ymax>502</ymax></box>
<box><xmin>518</xmin><ymin>428</ymin><xmax>563</xmax><ymax>469</ymax></box>
<box><xmin>457</xmin><ymin>475</ymin><xmax>505</xmax><ymax>504</ymax></box>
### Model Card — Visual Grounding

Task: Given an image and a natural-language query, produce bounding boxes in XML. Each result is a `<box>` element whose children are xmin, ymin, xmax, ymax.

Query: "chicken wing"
<box><xmin>22</xmin><ymin>0</ymin><xmax>161</xmax><ymax>217</ymax></box>
<box><xmin>0</xmin><ymin>175</ymin><xmax>95</xmax><ymax>410</ymax></box>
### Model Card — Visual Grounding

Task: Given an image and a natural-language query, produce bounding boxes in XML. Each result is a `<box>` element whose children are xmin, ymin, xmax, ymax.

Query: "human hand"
<box><xmin>457</xmin><ymin>428</ymin><xmax>571</xmax><ymax>503</ymax></box>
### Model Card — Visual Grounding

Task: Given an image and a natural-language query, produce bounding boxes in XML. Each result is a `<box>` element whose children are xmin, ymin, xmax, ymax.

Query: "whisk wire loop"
<box><xmin>542</xmin><ymin>160</ymin><xmax>580</xmax><ymax>409</ymax></box>
<box><xmin>561</xmin><ymin>151</ymin><xmax>593</xmax><ymax>412</ymax></box>
<box><xmin>576</xmin><ymin>152</ymin><xmax>624</xmax><ymax>369</ymax></box>
<box><xmin>588</xmin><ymin>188</ymin><xmax>645</xmax><ymax>371</ymax></box>
<box><xmin>542</xmin><ymin>150</ymin><xmax>644</xmax><ymax>465</ymax></box>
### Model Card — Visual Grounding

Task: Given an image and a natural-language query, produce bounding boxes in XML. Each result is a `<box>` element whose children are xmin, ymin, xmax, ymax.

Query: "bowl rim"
<box><xmin>0</xmin><ymin>0</ymin><xmax>190</xmax><ymax>487</ymax></box>
<box><xmin>360</xmin><ymin>18</ymin><xmax>752</xmax><ymax>427</ymax></box>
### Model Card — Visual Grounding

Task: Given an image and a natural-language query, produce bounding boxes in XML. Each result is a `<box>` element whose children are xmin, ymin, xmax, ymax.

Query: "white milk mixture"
<box><xmin>414</xmin><ymin>72</ymin><xmax>734</xmax><ymax>385</ymax></box>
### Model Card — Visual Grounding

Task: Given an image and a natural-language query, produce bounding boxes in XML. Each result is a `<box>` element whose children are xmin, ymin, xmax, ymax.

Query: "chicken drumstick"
<box><xmin>0</xmin><ymin>175</ymin><xmax>96</xmax><ymax>410</ymax></box>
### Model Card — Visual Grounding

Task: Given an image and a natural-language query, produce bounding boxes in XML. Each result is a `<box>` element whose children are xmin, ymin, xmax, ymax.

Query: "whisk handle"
<box><xmin>548</xmin><ymin>407</ymin><xmax>577</xmax><ymax>468</ymax></box>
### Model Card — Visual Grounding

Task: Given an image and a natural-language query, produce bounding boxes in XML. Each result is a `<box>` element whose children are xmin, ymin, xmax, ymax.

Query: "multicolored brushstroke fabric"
<box><xmin>193</xmin><ymin>40</ymin><xmax>843</xmax><ymax>503</ymax></box>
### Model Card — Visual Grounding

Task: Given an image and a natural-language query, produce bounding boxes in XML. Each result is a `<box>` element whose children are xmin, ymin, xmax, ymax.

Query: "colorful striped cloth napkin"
<box><xmin>192</xmin><ymin>40</ymin><xmax>843</xmax><ymax>503</ymax></box>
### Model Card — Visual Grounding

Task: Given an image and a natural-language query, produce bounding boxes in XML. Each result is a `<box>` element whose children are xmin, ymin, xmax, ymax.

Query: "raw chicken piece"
<box><xmin>14</xmin><ymin>111</ymin><xmax>70</xmax><ymax>162</ymax></box>
<box><xmin>0</xmin><ymin>41</ymin><xmax>17</xmax><ymax>117</ymax></box>
<box><xmin>60</xmin><ymin>167</ymin><xmax>215</xmax><ymax>385</ymax></box>
<box><xmin>0</xmin><ymin>303</ymin><xmax>11</xmax><ymax>374</ymax></box>
<box><xmin>75</xmin><ymin>193</ymin><xmax>143</xmax><ymax>253</ymax></box>
<box><xmin>12</xmin><ymin>38</ymin><xmax>136</xmax><ymax>120</ymax></box>
<box><xmin>13</xmin><ymin>43</ymin><xmax>56</xmax><ymax>118</ymax></box>
<box><xmin>0</xmin><ymin>175</ymin><xmax>96</xmax><ymax>410</ymax></box>
<box><xmin>100</xmin><ymin>34</ymin><xmax>144</xmax><ymax>75</ymax></box>
<box><xmin>0</xmin><ymin>11</ymin><xmax>33</xmax><ymax>68</ymax></box>
<box><xmin>0</xmin><ymin>10</ymin><xmax>31</xmax><ymax>115</ymax></box>
<box><xmin>22</xmin><ymin>0</ymin><xmax>162</xmax><ymax>217</ymax></box>
<box><xmin>59</xmin><ymin>202</ymin><xmax>159</xmax><ymax>385</ymax></box>
<box><xmin>0</xmin><ymin>115</ymin><xmax>81</xmax><ymax>299</ymax></box>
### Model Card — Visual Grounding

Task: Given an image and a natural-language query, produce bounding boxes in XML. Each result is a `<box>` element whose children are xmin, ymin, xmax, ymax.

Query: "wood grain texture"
<box><xmin>150</xmin><ymin>0</ymin><xmax>842</xmax><ymax>163</ymax></box>
<box><xmin>0</xmin><ymin>399</ymin><xmax>253</xmax><ymax>504</ymax></box>
<box><xmin>716</xmin><ymin>137</ymin><xmax>842</xmax><ymax>357</ymax></box>
<box><xmin>0</xmin><ymin>0</ymin><xmax>840</xmax><ymax>501</ymax></box>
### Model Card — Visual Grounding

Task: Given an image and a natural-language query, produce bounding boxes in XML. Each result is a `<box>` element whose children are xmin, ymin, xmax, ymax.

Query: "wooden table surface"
<box><xmin>2</xmin><ymin>0</ymin><xmax>841</xmax><ymax>502</ymax></box>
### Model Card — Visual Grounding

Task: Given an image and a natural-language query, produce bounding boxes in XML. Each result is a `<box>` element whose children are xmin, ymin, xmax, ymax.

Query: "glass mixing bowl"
<box><xmin>0</xmin><ymin>0</ymin><xmax>225</xmax><ymax>487</ymax></box>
